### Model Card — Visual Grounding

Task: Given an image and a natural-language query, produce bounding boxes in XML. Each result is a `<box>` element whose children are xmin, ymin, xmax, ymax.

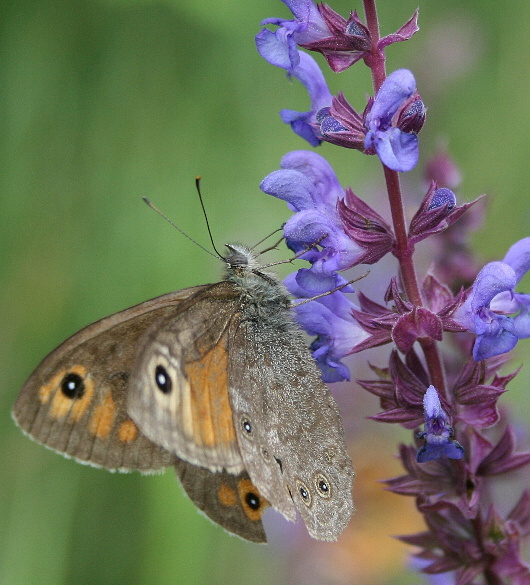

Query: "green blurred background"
<box><xmin>2</xmin><ymin>1</ymin><xmax>530</xmax><ymax>584</ymax></box>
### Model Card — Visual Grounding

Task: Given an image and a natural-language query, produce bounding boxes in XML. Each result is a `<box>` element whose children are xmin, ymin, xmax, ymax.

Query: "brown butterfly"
<box><xmin>13</xmin><ymin>244</ymin><xmax>354</xmax><ymax>542</ymax></box>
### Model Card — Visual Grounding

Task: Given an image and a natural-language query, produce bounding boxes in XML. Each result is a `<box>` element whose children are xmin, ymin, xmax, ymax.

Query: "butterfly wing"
<box><xmin>13</xmin><ymin>287</ymin><xmax>205</xmax><ymax>472</ymax></box>
<box><xmin>127</xmin><ymin>282</ymin><xmax>245</xmax><ymax>473</ymax></box>
<box><xmin>228</xmin><ymin>317</ymin><xmax>355</xmax><ymax>541</ymax></box>
<box><xmin>174</xmin><ymin>456</ymin><xmax>269</xmax><ymax>543</ymax></box>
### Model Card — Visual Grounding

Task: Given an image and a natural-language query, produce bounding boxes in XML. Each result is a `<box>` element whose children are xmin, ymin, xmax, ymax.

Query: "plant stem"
<box><xmin>363</xmin><ymin>0</ymin><xmax>386</xmax><ymax>90</ymax></box>
<box><xmin>364</xmin><ymin>0</ymin><xmax>447</xmax><ymax>398</ymax></box>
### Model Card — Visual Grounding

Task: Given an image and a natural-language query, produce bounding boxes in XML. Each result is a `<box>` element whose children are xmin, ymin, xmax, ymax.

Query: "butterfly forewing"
<box><xmin>13</xmin><ymin>289</ymin><xmax>203</xmax><ymax>472</ymax></box>
<box><xmin>127</xmin><ymin>282</ymin><xmax>245</xmax><ymax>473</ymax></box>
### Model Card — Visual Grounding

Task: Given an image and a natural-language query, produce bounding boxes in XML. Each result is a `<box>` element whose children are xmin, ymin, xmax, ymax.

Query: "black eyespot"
<box><xmin>245</xmin><ymin>491</ymin><xmax>261</xmax><ymax>511</ymax></box>
<box><xmin>155</xmin><ymin>365</ymin><xmax>172</xmax><ymax>394</ymax></box>
<box><xmin>61</xmin><ymin>372</ymin><xmax>85</xmax><ymax>399</ymax></box>
<box><xmin>241</xmin><ymin>417</ymin><xmax>253</xmax><ymax>435</ymax></box>
<box><xmin>315</xmin><ymin>473</ymin><xmax>332</xmax><ymax>499</ymax></box>
<box><xmin>296</xmin><ymin>480</ymin><xmax>312</xmax><ymax>507</ymax></box>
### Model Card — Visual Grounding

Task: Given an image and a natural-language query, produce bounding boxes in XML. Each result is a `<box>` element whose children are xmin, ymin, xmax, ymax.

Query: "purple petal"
<box><xmin>293</xmin><ymin>291</ymin><xmax>368</xmax><ymax>382</ymax></box>
<box><xmin>470</xmin><ymin>262</ymin><xmax>517</xmax><ymax>313</ymax></box>
<box><xmin>428</xmin><ymin>188</ymin><xmax>456</xmax><ymax>211</ymax></box>
<box><xmin>260</xmin><ymin>168</ymin><xmax>318</xmax><ymax>211</ymax></box>
<box><xmin>424</xmin><ymin>385</ymin><xmax>444</xmax><ymax>419</ymax></box>
<box><xmin>280</xmin><ymin>150</ymin><xmax>343</xmax><ymax>209</ymax></box>
<box><xmin>255</xmin><ymin>28</ymin><xmax>299</xmax><ymax>71</ymax></box>
<box><xmin>289</xmin><ymin>268</ymin><xmax>354</xmax><ymax>295</ymax></box>
<box><xmin>283</xmin><ymin>209</ymin><xmax>363</xmax><ymax>272</ymax></box>
<box><xmin>371</xmin><ymin>127</ymin><xmax>419</xmax><ymax>172</ymax></box>
<box><xmin>513</xmin><ymin>296</ymin><xmax>530</xmax><ymax>338</ymax></box>
<box><xmin>503</xmin><ymin>237</ymin><xmax>530</xmax><ymax>284</ymax></box>
<box><xmin>417</xmin><ymin>442</ymin><xmax>465</xmax><ymax>463</ymax></box>
<box><xmin>473</xmin><ymin>329</ymin><xmax>518</xmax><ymax>361</ymax></box>
<box><xmin>280</xmin><ymin>110</ymin><xmax>322</xmax><ymax>146</ymax></box>
<box><xmin>367</xmin><ymin>69</ymin><xmax>416</xmax><ymax>128</ymax></box>
<box><xmin>290</xmin><ymin>51</ymin><xmax>333</xmax><ymax>113</ymax></box>
<box><xmin>277</xmin><ymin>52</ymin><xmax>332</xmax><ymax>145</ymax></box>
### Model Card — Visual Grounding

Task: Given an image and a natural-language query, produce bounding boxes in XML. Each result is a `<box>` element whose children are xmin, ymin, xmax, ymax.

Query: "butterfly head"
<box><xmin>222</xmin><ymin>244</ymin><xmax>291</xmax><ymax>311</ymax></box>
<box><xmin>223</xmin><ymin>244</ymin><xmax>260</xmax><ymax>271</ymax></box>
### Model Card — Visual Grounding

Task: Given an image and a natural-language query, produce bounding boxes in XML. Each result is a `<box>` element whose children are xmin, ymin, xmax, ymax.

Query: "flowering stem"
<box><xmin>380</xmin><ymin>101</ymin><xmax>448</xmax><ymax>398</ymax></box>
<box><xmin>363</xmin><ymin>0</ymin><xmax>447</xmax><ymax>396</ymax></box>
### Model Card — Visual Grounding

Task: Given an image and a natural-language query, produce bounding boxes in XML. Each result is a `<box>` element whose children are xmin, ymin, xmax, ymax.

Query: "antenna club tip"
<box><xmin>142</xmin><ymin>196</ymin><xmax>151</xmax><ymax>204</ymax></box>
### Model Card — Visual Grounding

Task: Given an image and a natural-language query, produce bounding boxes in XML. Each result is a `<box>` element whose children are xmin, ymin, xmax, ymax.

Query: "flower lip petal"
<box><xmin>473</xmin><ymin>329</ymin><xmax>518</xmax><ymax>361</ymax></box>
<box><xmin>370</xmin><ymin>127</ymin><xmax>419</xmax><ymax>172</ymax></box>
<box><xmin>279</xmin><ymin>150</ymin><xmax>343</xmax><ymax>209</ymax></box>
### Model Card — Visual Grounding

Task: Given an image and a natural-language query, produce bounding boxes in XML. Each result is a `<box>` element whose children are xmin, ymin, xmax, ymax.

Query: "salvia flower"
<box><xmin>260</xmin><ymin>150</ymin><xmax>363</xmax><ymax>291</ymax></box>
<box><xmin>256</xmin><ymin>25</ymin><xmax>332</xmax><ymax>146</ymax></box>
<box><xmin>295</xmin><ymin>5</ymin><xmax>372</xmax><ymax>72</ymax></box>
<box><xmin>364</xmin><ymin>69</ymin><xmax>424</xmax><ymax>172</ymax></box>
<box><xmin>287</xmin><ymin>281</ymin><xmax>369</xmax><ymax>382</ymax></box>
<box><xmin>457</xmin><ymin>237</ymin><xmax>530</xmax><ymax>360</ymax></box>
<box><xmin>256</xmin><ymin>1</ymin><xmax>419</xmax><ymax>73</ymax></box>
<box><xmin>416</xmin><ymin>386</ymin><xmax>465</xmax><ymax>463</ymax></box>
<box><xmin>317</xmin><ymin>93</ymin><xmax>369</xmax><ymax>150</ymax></box>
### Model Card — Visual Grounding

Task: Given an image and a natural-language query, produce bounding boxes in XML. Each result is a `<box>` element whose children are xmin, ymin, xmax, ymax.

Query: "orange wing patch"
<box><xmin>118</xmin><ymin>419</ymin><xmax>138</xmax><ymax>443</ymax></box>
<box><xmin>184</xmin><ymin>338</ymin><xmax>236</xmax><ymax>448</ymax></box>
<box><xmin>39</xmin><ymin>368</ymin><xmax>68</xmax><ymax>404</ymax></box>
<box><xmin>218</xmin><ymin>482</ymin><xmax>239</xmax><ymax>507</ymax></box>
<box><xmin>89</xmin><ymin>391</ymin><xmax>116</xmax><ymax>439</ymax></box>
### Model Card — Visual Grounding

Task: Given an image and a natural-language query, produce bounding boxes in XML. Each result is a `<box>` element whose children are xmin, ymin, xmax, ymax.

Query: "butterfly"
<box><xmin>13</xmin><ymin>243</ymin><xmax>354</xmax><ymax>542</ymax></box>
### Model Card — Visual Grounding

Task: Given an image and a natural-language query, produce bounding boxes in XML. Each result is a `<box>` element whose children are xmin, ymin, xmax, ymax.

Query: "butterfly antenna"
<box><xmin>195</xmin><ymin>177</ymin><xmax>225</xmax><ymax>259</ymax></box>
<box><xmin>251</xmin><ymin>227</ymin><xmax>285</xmax><ymax>254</ymax></box>
<box><xmin>260</xmin><ymin>234</ymin><xmax>328</xmax><ymax>269</ymax></box>
<box><xmin>142</xmin><ymin>196</ymin><xmax>219</xmax><ymax>260</ymax></box>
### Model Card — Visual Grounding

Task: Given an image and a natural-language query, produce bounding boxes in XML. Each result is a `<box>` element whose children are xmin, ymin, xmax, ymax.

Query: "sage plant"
<box><xmin>256</xmin><ymin>1</ymin><xmax>530</xmax><ymax>583</ymax></box>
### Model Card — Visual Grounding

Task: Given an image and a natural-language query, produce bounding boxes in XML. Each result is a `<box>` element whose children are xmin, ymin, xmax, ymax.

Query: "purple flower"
<box><xmin>364</xmin><ymin>69</ymin><xmax>423</xmax><ymax>172</ymax></box>
<box><xmin>255</xmin><ymin>0</ymin><xmax>336</xmax><ymax>73</ymax></box>
<box><xmin>416</xmin><ymin>386</ymin><xmax>465</xmax><ymax>463</ymax></box>
<box><xmin>457</xmin><ymin>237</ymin><xmax>530</xmax><ymax>360</ymax></box>
<box><xmin>260</xmin><ymin>150</ymin><xmax>367</xmax><ymax>381</ymax></box>
<box><xmin>260</xmin><ymin>150</ymin><xmax>363</xmax><ymax>282</ymax></box>
<box><xmin>287</xmin><ymin>280</ymin><xmax>369</xmax><ymax>382</ymax></box>
<box><xmin>316</xmin><ymin>93</ymin><xmax>368</xmax><ymax>150</ymax></box>
<box><xmin>256</xmin><ymin>23</ymin><xmax>332</xmax><ymax>146</ymax></box>
<box><xmin>256</xmin><ymin>1</ymin><xmax>419</xmax><ymax>73</ymax></box>
<box><xmin>427</xmin><ymin>188</ymin><xmax>456</xmax><ymax>211</ymax></box>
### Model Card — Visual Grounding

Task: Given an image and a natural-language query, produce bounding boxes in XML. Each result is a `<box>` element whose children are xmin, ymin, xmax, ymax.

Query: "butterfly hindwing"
<box><xmin>228</xmin><ymin>315</ymin><xmax>355</xmax><ymax>541</ymax></box>
<box><xmin>174</xmin><ymin>456</ymin><xmax>269</xmax><ymax>543</ymax></box>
